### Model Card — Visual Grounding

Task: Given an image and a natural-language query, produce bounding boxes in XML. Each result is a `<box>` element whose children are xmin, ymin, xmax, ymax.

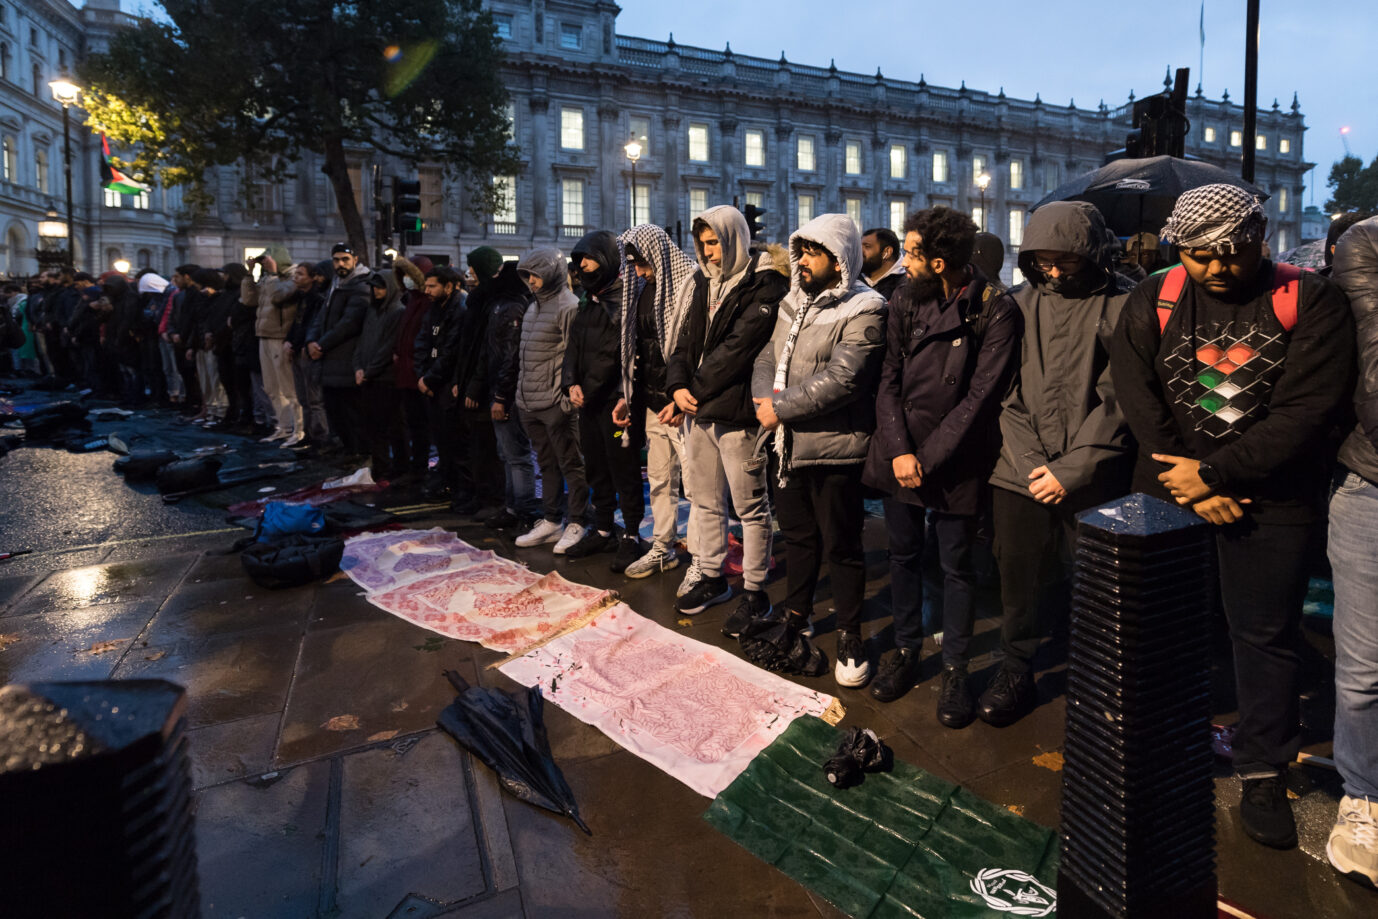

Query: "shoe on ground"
<box><xmin>609</xmin><ymin>534</ymin><xmax>645</xmax><ymax>573</ymax></box>
<box><xmin>870</xmin><ymin>647</ymin><xmax>922</xmax><ymax>703</ymax></box>
<box><xmin>515</xmin><ymin>518</ymin><xmax>563</xmax><ymax>548</ymax></box>
<box><xmin>260</xmin><ymin>429</ymin><xmax>290</xmax><ymax>442</ymax></box>
<box><xmin>623</xmin><ymin>542</ymin><xmax>680</xmax><ymax>579</ymax></box>
<box><xmin>977</xmin><ymin>667</ymin><xmax>1036</xmax><ymax>727</ymax></box>
<box><xmin>1328</xmin><ymin>795</ymin><xmax>1378</xmax><ymax>887</ymax></box>
<box><xmin>722</xmin><ymin>589</ymin><xmax>771</xmax><ymax>638</ymax></box>
<box><xmin>835</xmin><ymin>632</ymin><xmax>872</xmax><ymax>688</ymax></box>
<box><xmin>280</xmin><ymin>431</ymin><xmax>306</xmax><ymax>447</ymax></box>
<box><xmin>553</xmin><ymin>523</ymin><xmax>587</xmax><ymax>555</ymax></box>
<box><xmin>676</xmin><ymin>559</ymin><xmax>703</xmax><ymax>598</ymax></box>
<box><xmin>937</xmin><ymin>663</ymin><xmax>975</xmax><ymax>729</ymax></box>
<box><xmin>450</xmin><ymin>496</ymin><xmax>483</xmax><ymax>516</ymax></box>
<box><xmin>564</xmin><ymin>527</ymin><xmax>617</xmax><ymax>559</ymax></box>
<box><xmin>484</xmin><ymin>509</ymin><xmax>520</xmax><ymax>530</ymax></box>
<box><xmin>677</xmin><ymin>575</ymin><xmax>732</xmax><ymax>615</ymax></box>
<box><xmin>1240</xmin><ymin>775</ymin><xmax>1298</xmax><ymax>849</ymax></box>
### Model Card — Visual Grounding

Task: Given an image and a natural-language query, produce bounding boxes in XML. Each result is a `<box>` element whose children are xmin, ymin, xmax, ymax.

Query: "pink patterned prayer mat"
<box><xmin>341</xmin><ymin>527</ymin><xmax>496</xmax><ymax>593</ymax></box>
<box><xmin>500</xmin><ymin>604</ymin><xmax>842</xmax><ymax>798</ymax></box>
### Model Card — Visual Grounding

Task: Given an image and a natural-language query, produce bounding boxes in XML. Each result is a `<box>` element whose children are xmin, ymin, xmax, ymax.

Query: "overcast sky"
<box><xmin>618</xmin><ymin>0</ymin><xmax>1370</xmax><ymax>210</ymax></box>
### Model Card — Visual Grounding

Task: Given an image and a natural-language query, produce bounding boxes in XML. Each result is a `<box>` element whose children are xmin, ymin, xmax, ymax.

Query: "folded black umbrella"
<box><xmin>437</xmin><ymin>670</ymin><xmax>590</xmax><ymax>835</ymax></box>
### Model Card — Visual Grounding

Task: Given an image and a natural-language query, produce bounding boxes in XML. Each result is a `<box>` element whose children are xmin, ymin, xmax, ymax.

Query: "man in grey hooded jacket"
<box><xmin>750</xmin><ymin>214</ymin><xmax>886</xmax><ymax>687</ymax></box>
<box><xmin>982</xmin><ymin>201</ymin><xmax>1135</xmax><ymax>726</ymax></box>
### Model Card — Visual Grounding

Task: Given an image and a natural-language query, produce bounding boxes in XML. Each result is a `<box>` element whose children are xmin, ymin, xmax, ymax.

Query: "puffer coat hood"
<box><xmin>786</xmin><ymin>213</ymin><xmax>866</xmax><ymax>302</ymax></box>
<box><xmin>356</xmin><ymin>270</ymin><xmax>404</xmax><ymax>384</ymax></box>
<box><xmin>692</xmin><ymin>205</ymin><xmax>753</xmax><ymax>307</ymax></box>
<box><xmin>518</xmin><ymin>248</ymin><xmax>571</xmax><ymax>303</ymax></box>
<box><xmin>516</xmin><ymin>248</ymin><xmax>579</xmax><ymax>412</ymax></box>
<box><xmin>1016</xmin><ymin>201</ymin><xmax>1117</xmax><ymax>291</ymax></box>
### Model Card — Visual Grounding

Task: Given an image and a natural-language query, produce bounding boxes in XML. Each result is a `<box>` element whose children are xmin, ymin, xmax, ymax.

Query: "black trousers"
<box><xmin>400</xmin><ymin>388</ymin><xmax>431</xmax><ymax>476</ymax></box>
<box><xmin>774</xmin><ymin>462</ymin><xmax>866</xmax><ymax>632</ymax></box>
<box><xmin>885</xmin><ymin>499</ymin><xmax>978</xmax><ymax>664</ymax></box>
<box><xmin>991</xmin><ymin>487</ymin><xmax>1079</xmax><ymax>674</ymax></box>
<box><xmin>363</xmin><ymin>382</ymin><xmax>406</xmax><ymax>476</ymax></box>
<box><xmin>458</xmin><ymin>405</ymin><xmax>504</xmax><ymax>507</ymax></box>
<box><xmin>425</xmin><ymin>390</ymin><xmax>466</xmax><ymax>496</ymax></box>
<box><xmin>322</xmin><ymin>385</ymin><xmax>364</xmax><ymax>453</ymax></box>
<box><xmin>579</xmin><ymin>403</ymin><xmax>644</xmax><ymax>534</ymax></box>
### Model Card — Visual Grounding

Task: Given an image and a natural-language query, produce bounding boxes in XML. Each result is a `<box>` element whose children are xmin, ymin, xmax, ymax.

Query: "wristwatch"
<box><xmin>1197</xmin><ymin>461</ymin><xmax>1222</xmax><ymax>490</ymax></box>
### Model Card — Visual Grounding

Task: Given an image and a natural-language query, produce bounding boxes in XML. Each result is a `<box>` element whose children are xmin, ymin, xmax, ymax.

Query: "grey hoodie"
<box><xmin>693</xmin><ymin>205</ymin><xmax>753</xmax><ymax>315</ymax></box>
<box><xmin>516</xmin><ymin>248</ymin><xmax>579</xmax><ymax>413</ymax></box>
<box><xmin>990</xmin><ymin>201</ymin><xmax>1134</xmax><ymax>504</ymax></box>
<box><xmin>751</xmin><ymin>213</ymin><xmax>887</xmax><ymax>469</ymax></box>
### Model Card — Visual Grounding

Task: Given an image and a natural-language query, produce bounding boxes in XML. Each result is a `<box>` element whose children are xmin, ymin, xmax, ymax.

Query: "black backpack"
<box><xmin>240</xmin><ymin>534</ymin><xmax>344</xmax><ymax>589</ymax></box>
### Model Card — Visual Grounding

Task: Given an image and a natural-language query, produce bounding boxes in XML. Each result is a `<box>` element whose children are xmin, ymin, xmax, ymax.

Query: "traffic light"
<box><xmin>742</xmin><ymin>203</ymin><xmax>766</xmax><ymax>240</ymax></box>
<box><xmin>393</xmin><ymin>176</ymin><xmax>422</xmax><ymax>247</ymax></box>
<box><xmin>1124</xmin><ymin>69</ymin><xmax>1190</xmax><ymax>159</ymax></box>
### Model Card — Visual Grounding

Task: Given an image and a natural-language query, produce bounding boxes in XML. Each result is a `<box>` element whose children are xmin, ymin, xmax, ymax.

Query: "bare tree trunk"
<box><xmin>321</xmin><ymin>134</ymin><xmax>369</xmax><ymax>260</ymax></box>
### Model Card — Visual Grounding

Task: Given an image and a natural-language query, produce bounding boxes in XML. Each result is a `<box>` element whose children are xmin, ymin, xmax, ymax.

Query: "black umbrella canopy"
<box><xmin>1033</xmin><ymin>155</ymin><xmax>1269</xmax><ymax>238</ymax></box>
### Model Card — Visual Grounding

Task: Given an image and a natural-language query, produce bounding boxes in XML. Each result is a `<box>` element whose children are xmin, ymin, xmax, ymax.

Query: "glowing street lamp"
<box><xmin>48</xmin><ymin>74</ymin><xmax>81</xmax><ymax>269</ymax></box>
<box><xmin>112</xmin><ymin>258</ymin><xmax>131</xmax><ymax>275</ymax></box>
<box><xmin>624</xmin><ymin>137</ymin><xmax>642</xmax><ymax>227</ymax></box>
<box><xmin>975</xmin><ymin>172</ymin><xmax>992</xmax><ymax>232</ymax></box>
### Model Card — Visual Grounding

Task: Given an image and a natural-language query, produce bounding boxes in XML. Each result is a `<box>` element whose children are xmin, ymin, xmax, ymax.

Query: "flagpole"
<box><xmin>1199</xmin><ymin>2</ymin><xmax>1205</xmax><ymax>93</ymax></box>
<box><xmin>61</xmin><ymin>100</ymin><xmax>74</xmax><ymax>270</ymax></box>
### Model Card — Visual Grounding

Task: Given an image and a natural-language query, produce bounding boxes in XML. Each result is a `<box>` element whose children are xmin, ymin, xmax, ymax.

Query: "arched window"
<box><xmin>137</xmin><ymin>248</ymin><xmax>152</xmax><ymax>269</ymax></box>
<box><xmin>34</xmin><ymin>145</ymin><xmax>49</xmax><ymax>193</ymax></box>
<box><xmin>1</xmin><ymin>135</ymin><xmax>16</xmax><ymax>183</ymax></box>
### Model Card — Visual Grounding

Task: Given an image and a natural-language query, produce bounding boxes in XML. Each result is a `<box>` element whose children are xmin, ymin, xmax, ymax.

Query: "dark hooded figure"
<box><xmin>476</xmin><ymin>259</ymin><xmax>540</xmax><ymax>528</ymax></box>
<box><xmin>102</xmin><ymin>273</ymin><xmax>143</xmax><ymax>403</ymax></box>
<box><xmin>562</xmin><ymin>229</ymin><xmax>640</xmax><ymax>560</ymax></box>
<box><xmin>355</xmin><ymin>270</ymin><xmax>406</xmax><ymax>477</ymax></box>
<box><xmin>982</xmin><ymin>201</ymin><xmax>1136</xmax><ymax>728</ymax></box>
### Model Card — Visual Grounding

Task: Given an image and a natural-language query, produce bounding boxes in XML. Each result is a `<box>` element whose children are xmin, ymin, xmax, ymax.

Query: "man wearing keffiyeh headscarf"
<box><xmin>611</xmin><ymin>224</ymin><xmax>700</xmax><ymax>578</ymax></box>
<box><xmin>1112</xmin><ymin>182</ymin><xmax>1356</xmax><ymax>851</ymax></box>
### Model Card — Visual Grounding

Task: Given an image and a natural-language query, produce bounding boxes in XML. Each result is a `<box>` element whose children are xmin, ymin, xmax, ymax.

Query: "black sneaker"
<box><xmin>677</xmin><ymin>575</ymin><xmax>732</xmax><ymax>615</ymax></box>
<box><xmin>609</xmin><ymin>535</ymin><xmax>645</xmax><ymax>573</ymax></box>
<box><xmin>870</xmin><ymin>648</ymin><xmax>921</xmax><ymax>702</ymax></box>
<box><xmin>977</xmin><ymin>667</ymin><xmax>1036</xmax><ymax>727</ymax></box>
<box><xmin>484</xmin><ymin>509</ymin><xmax>520</xmax><ymax>530</ymax></box>
<box><xmin>936</xmin><ymin>663</ymin><xmax>975</xmax><ymax>729</ymax></box>
<box><xmin>1240</xmin><ymin>775</ymin><xmax>1298</xmax><ymax>848</ymax></box>
<box><xmin>722</xmin><ymin>590</ymin><xmax>771</xmax><ymax>638</ymax></box>
<box><xmin>564</xmin><ymin>528</ymin><xmax>618</xmax><ymax>559</ymax></box>
<box><xmin>835</xmin><ymin>632</ymin><xmax>872</xmax><ymax>687</ymax></box>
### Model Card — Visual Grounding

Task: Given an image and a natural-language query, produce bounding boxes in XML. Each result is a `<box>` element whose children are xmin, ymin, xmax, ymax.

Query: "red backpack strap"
<box><xmin>1270</xmin><ymin>262</ymin><xmax>1303</xmax><ymax>332</ymax></box>
<box><xmin>1156</xmin><ymin>265</ymin><xmax>1189</xmax><ymax>333</ymax></box>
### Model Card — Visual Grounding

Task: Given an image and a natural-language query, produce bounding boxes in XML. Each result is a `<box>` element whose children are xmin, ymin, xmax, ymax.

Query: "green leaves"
<box><xmin>1325</xmin><ymin>154</ymin><xmax>1378</xmax><ymax>214</ymax></box>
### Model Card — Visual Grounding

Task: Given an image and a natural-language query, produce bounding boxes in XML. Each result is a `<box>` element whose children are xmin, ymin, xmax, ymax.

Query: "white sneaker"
<box><xmin>280</xmin><ymin>431</ymin><xmax>306</xmax><ymax>448</ymax></box>
<box><xmin>623</xmin><ymin>543</ymin><xmax>680</xmax><ymax>579</ymax></box>
<box><xmin>676</xmin><ymin>559</ymin><xmax>703</xmax><ymax>598</ymax></box>
<box><xmin>1328</xmin><ymin>795</ymin><xmax>1378</xmax><ymax>887</ymax></box>
<box><xmin>835</xmin><ymin>632</ymin><xmax>872</xmax><ymax>688</ymax></box>
<box><xmin>553</xmin><ymin>523</ymin><xmax>586</xmax><ymax>555</ymax></box>
<box><xmin>515</xmin><ymin>518</ymin><xmax>563</xmax><ymax>547</ymax></box>
<box><xmin>260</xmin><ymin>429</ymin><xmax>290</xmax><ymax>443</ymax></box>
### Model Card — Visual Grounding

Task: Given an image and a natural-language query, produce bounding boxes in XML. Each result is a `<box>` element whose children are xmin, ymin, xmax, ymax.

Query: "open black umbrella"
<box><xmin>437</xmin><ymin>670</ymin><xmax>591</xmax><ymax>834</ymax></box>
<box><xmin>1033</xmin><ymin>155</ymin><xmax>1268</xmax><ymax>238</ymax></box>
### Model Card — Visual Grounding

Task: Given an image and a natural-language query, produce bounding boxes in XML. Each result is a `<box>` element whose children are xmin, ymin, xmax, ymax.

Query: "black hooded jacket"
<box><xmin>563</xmin><ymin>230</ymin><xmax>625</xmax><ymax>408</ymax></box>
<box><xmin>477</xmin><ymin>262</ymin><xmax>533</xmax><ymax>408</ymax></box>
<box><xmin>416</xmin><ymin>289</ymin><xmax>466</xmax><ymax>394</ymax></box>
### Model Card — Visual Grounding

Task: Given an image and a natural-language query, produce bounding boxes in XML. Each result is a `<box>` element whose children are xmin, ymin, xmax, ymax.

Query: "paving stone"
<box><xmin>961</xmin><ymin>753</ymin><xmax>1065</xmax><ymax>830</ymax></box>
<box><xmin>7</xmin><ymin>554</ymin><xmax>195</xmax><ymax>616</ymax></box>
<box><xmin>0</xmin><ymin>601</ymin><xmax>159</xmax><ymax>684</ymax></box>
<box><xmin>336</xmin><ymin>733</ymin><xmax>489</xmax><ymax>915</ymax></box>
<box><xmin>276</xmin><ymin>621</ymin><xmax>479</xmax><ymax>766</ymax></box>
<box><xmin>180</xmin><ymin>550</ymin><xmax>253</xmax><ymax>584</ymax></box>
<box><xmin>138</xmin><ymin>577</ymin><xmax>314</xmax><ymax>649</ymax></box>
<box><xmin>0</xmin><ymin>546</ymin><xmax>114</xmax><ymax>579</ymax></box>
<box><xmin>0</xmin><ymin>572</ymin><xmax>45</xmax><ymax>614</ymax></box>
<box><xmin>186</xmin><ymin>713</ymin><xmax>281</xmax><ymax>789</ymax></box>
<box><xmin>112</xmin><ymin>624</ymin><xmax>302</xmax><ymax>728</ymax></box>
<box><xmin>195</xmin><ymin>761</ymin><xmax>332</xmax><ymax>918</ymax></box>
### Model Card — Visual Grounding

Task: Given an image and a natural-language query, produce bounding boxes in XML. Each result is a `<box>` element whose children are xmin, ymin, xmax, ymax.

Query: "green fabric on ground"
<box><xmin>704</xmin><ymin>717</ymin><xmax>1060</xmax><ymax>918</ymax></box>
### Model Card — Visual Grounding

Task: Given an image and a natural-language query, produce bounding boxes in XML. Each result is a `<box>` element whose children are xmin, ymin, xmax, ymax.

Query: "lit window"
<box><xmin>932</xmin><ymin>151</ymin><xmax>949</xmax><ymax>183</ymax></box>
<box><xmin>1204</xmin><ymin>126</ymin><xmax>1217</xmax><ymax>143</ymax></box>
<box><xmin>1256</xmin><ymin>134</ymin><xmax>1267</xmax><ymax>151</ymax></box>
<box><xmin>689</xmin><ymin>188</ymin><xmax>707</xmax><ymax>219</ymax></box>
<box><xmin>688</xmin><ymin>123</ymin><xmax>710</xmax><ymax>162</ymax></box>
<box><xmin>1009</xmin><ymin>159</ymin><xmax>1024</xmax><ymax>190</ymax></box>
<box><xmin>104</xmin><ymin>187</ymin><xmax>121</xmax><ymax>208</ymax></box>
<box><xmin>561</xmin><ymin>178</ymin><xmax>584</xmax><ymax>228</ymax></box>
<box><xmin>845</xmin><ymin>141</ymin><xmax>862</xmax><ymax>175</ymax></box>
<box><xmin>745</xmin><ymin>130</ymin><xmax>765</xmax><ymax>167</ymax></box>
<box><xmin>745</xmin><ymin>191</ymin><xmax>764</xmax><ymax>209</ymax></box>
<box><xmin>797</xmin><ymin>136</ymin><xmax>815</xmax><ymax>172</ymax></box>
<box><xmin>973</xmin><ymin>154</ymin><xmax>987</xmax><ymax>180</ymax></box>
<box><xmin>797</xmin><ymin>194</ymin><xmax>815</xmax><ymax>224</ymax></box>
<box><xmin>889</xmin><ymin>201</ymin><xmax>906</xmax><ymax>236</ymax></box>
<box><xmin>560</xmin><ymin>107</ymin><xmax>584</xmax><ymax>150</ymax></box>
<box><xmin>1280</xmin><ymin>138</ymin><xmax>1291</xmax><ymax>154</ymax></box>
<box><xmin>1009</xmin><ymin>208</ymin><xmax>1025</xmax><ymax>247</ymax></box>
<box><xmin>493</xmin><ymin>175</ymin><xmax>517</xmax><ymax>226</ymax></box>
<box><xmin>420</xmin><ymin>167</ymin><xmax>444</xmax><ymax>223</ymax></box>
<box><xmin>494</xmin><ymin>14</ymin><xmax>513</xmax><ymax>39</ymax></box>
<box><xmin>1044</xmin><ymin>163</ymin><xmax>1059</xmax><ymax>192</ymax></box>
<box><xmin>631</xmin><ymin>183</ymin><xmax>650</xmax><ymax>225</ymax></box>
<box><xmin>1229</xmin><ymin>130</ymin><xmax>1243</xmax><ymax>147</ymax></box>
<box><xmin>1278</xmin><ymin>188</ymin><xmax>1288</xmax><ymax>214</ymax></box>
<box><xmin>1277</xmin><ymin>228</ymin><xmax>1289</xmax><ymax>251</ymax></box>
<box><xmin>504</xmin><ymin>102</ymin><xmax>516</xmax><ymax>138</ymax></box>
<box><xmin>560</xmin><ymin>23</ymin><xmax>581</xmax><ymax>50</ymax></box>
<box><xmin>34</xmin><ymin>146</ymin><xmax>48</xmax><ymax>193</ymax></box>
<box><xmin>890</xmin><ymin>144</ymin><xmax>906</xmax><ymax>180</ymax></box>
<box><xmin>1</xmin><ymin>134</ymin><xmax>14</xmax><ymax>183</ymax></box>
<box><xmin>972</xmin><ymin>206</ymin><xmax>984</xmax><ymax>231</ymax></box>
<box><xmin>846</xmin><ymin>198</ymin><xmax>862</xmax><ymax>229</ymax></box>
<box><xmin>629</xmin><ymin>116</ymin><xmax>650</xmax><ymax>155</ymax></box>
<box><xmin>131</xmin><ymin>190</ymin><xmax>150</xmax><ymax>210</ymax></box>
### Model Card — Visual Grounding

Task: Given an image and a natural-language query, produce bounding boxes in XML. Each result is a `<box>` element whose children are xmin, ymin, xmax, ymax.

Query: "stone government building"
<box><xmin>1</xmin><ymin>0</ymin><xmax>1311</xmax><ymax>281</ymax></box>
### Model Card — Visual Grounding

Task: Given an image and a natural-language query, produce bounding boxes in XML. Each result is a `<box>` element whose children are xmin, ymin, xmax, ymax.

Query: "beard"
<box><xmin>897</xmin><ymin>274</ymin><xmax>946</xmax><ymax>312</ymax></box>
<box><xmin>800</xmin><ymin>274</ymin><xmax>832</xmax><ymax>296</ymax></box>
<box><xmin>860</xmin><ymin>251</ymin><xmax>883</xmax><ymax>277</ymax></box>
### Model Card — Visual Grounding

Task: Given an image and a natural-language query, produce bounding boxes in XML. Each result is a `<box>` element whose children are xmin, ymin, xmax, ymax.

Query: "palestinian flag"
<box><xmin>99</xmin><ymin>134</ymin><xmax>149</xmax><ymax>195</ymax></box>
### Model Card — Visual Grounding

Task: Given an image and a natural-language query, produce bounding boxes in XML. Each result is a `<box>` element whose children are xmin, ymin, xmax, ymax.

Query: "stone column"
<box><xmin>662</xmin><ymin>109</ymin><xmax>681</xmax><ymax>240</ymax></box>
<box><xmin>720</xmin><ymin>117</ymin><xmax>738</xmax><ymax>206</ymax></box>
<box><xmin>528</xmin><ymin>93</ymin><xmax>550</xmax><ymax>240</ymax></box>
<box><xmin>823</xmin><ymin>127</ymin><xmax>841</xmax><ymax>215</ymax></box>
<box><xmin>598</xmin><ymin>101</ymin><xmax>619</xmax><ymax>231</ymax></box>
<box><xmin>775</xmin><ymin>122</ymin><xmax>793</xmax><ymax>243</ymax></box>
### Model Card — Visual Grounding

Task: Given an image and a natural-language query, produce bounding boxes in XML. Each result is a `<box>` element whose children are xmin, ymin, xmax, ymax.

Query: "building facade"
<box><xmin>0</xmin><ymin>0</ymin><xmax>1313</xmax><ymax>281</ymax></box>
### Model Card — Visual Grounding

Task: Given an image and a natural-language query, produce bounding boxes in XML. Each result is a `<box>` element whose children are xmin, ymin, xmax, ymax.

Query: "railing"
<box><xmin>492</xmin><ymin>221</ymin><xmax>518</xmax><ymax>235</ymax></box>
<box><xmin>558</xmin><ymin>224</ymin><xmax>586</xmax><ymax>239</ymax></box>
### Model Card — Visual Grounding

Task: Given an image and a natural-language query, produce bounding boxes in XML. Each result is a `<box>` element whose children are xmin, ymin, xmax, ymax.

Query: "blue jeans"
<box><xmin>1329</xmin><ymin>468</ymin><xmax>1378</xmax><ymax>799</ymax></box>
<box><xmin>494</xmin><ymin>414</ymin><xmax>540</xmax><ymax>519</ymax></box>
<box><xmin>884</xmin><ymin>498</ymin><xmax>976</xmax><ymax>665</ymax></box>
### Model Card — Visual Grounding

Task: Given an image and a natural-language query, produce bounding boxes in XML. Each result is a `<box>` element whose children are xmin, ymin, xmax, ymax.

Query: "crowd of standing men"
<box><xmin>4</xmin><ymin>187</ymin><xmax>1378</xmax><ymax>888</ymax></box>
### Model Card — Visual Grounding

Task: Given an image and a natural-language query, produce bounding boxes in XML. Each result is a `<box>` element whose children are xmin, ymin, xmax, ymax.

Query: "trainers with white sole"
<box><xmin>624</xmin><ymin>542</ymin><xmax>680</xmax><ymax>579</ymax></box>
<box><xmin>1329</xmin><ymin>795</ymin><xmax>1378</xmax><ymax>888</ymax></box>
<box><xmin>835</xmin><ymin>632</ymin><xmax>872</xmax><ymax>688</ymax></box>
<box><xmin>676</xmin><ymin>559</ymin><xmax>703</xmax><ymax>598</ymax></box>
<box><xmin>553</xmin><ymin>523</ymin><xmax>586</xmax><ymax>555</ymax></box>
<box><xmin>515</xmin><ymin>518</ymin><xmax>563</xmax><ymax>548</ymax></box>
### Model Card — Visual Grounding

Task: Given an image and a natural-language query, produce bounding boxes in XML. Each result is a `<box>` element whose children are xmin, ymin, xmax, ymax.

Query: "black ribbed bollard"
<box><xmin>0</xmin><ymin>680</ymin><xmax>200</xmax><ymax>919</ymax></box>
<box><xmin>1057</xmin><ymin>494</ymin><xmax>1217</xmax><ymax>918</ymax></box>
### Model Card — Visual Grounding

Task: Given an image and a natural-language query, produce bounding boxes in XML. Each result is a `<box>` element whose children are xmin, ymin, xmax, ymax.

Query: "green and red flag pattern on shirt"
<box><xmin>99</xmin><ymin>134</ymin><xmax>149</xmax><ymax>195</ymax></box>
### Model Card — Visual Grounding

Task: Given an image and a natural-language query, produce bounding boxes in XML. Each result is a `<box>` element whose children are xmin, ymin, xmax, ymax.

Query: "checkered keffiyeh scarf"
<box><xmin>1160</xmin><ymin>183</ymin><xmax>1267</xmax><ymax>254</ymax></box>
<box><xmin>617</xmin><ymin>225</ymin><xmax>698</xmax><ymax>445</ymax></box>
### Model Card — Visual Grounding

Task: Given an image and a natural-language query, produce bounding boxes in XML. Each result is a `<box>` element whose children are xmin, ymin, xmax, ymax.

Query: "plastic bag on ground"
<box><xmin>739</xmin><ymin>613</ymin><xmax>827</xmax><ymax>677</ymax></box>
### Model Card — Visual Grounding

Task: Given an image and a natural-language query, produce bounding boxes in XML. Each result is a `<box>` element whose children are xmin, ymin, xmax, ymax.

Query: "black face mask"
<box><xmin>1043</xmin><ymin>267</ymin><xmax>1100</xmax><ymax>299</ymax></box>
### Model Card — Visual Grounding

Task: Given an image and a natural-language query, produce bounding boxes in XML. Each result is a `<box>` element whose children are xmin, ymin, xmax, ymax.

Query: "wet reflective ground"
<box><xmin>1</xmin><ymin>400</ymin><xmax>1375</xmax><ymax>917</ymax></box>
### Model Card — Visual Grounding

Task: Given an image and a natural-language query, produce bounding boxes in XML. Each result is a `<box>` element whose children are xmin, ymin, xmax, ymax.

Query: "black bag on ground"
<box><xmin>156</xmin><ymin>456</ymin><xmax>224</xmax><ymax>494</ymax></box>
<box><xmin>240</xmin><ymin>534</ymin><xmax>344</xmax><ymax>589</ymax></box>
<box><xmin>739</xmin><ymin>614</ymin><xmax>828</xmax><ymax>677</ymax></box>
<box><xmin>114</xmin><ymin>451</ymin><xmax>179</xmax><ymax>482</ymax></box>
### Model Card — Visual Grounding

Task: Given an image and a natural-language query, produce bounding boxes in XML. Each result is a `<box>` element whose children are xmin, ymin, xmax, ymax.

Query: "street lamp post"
<box><xmin>49</xmin><ymin>76</ymin><xmax>81</xmax><ymax>270</ymax></box>
<box><xmin>975</xmin><ymin>172</ymin><xmax>992</xmax><ymax>232</ymax></box>
<box><xmin>624</xmin><ymin>137</ymin><xmax>642</xmax><ymax>228</ymax></box>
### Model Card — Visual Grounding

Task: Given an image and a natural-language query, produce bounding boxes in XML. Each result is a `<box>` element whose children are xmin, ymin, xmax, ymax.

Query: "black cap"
<box><xmin>331</xmin><ymin>243</ymin><xmax>354</xmax><ymax>255</ymax></box>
